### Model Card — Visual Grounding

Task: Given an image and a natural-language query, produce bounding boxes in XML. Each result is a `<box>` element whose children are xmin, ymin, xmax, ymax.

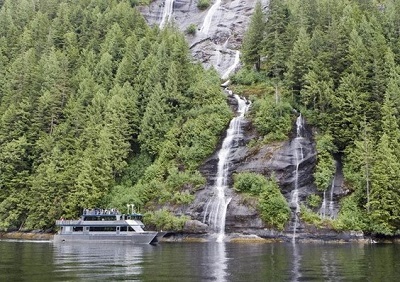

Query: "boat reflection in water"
<box><xmin>53</xmin><ymin>241</ymin><xmax>154</xmax><ymax>280</ymax></box>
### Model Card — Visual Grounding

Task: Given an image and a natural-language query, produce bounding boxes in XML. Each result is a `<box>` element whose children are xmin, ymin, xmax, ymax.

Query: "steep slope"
<box><xmin>139</xmin><ymin>0</ymin><xmax>268</xmax><ymax>77</ymax></box>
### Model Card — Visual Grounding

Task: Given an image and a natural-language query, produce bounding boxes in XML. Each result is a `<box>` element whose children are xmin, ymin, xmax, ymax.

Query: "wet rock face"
<box><xmin>185</xmin><ymin>114</ymin><xmax>321</xmax><ymax>235</ymax></box>
<box><xmin>139</xmin><ymin>0</ymin><xmax>269</xmax><ymax>77</ymax></box>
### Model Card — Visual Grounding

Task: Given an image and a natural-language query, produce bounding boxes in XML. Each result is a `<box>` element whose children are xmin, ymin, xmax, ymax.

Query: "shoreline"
<box><xmin>0</xmin><ymin>232</ymin><xmax>54</xmax><ymax>241</ymax></box>
<box><xmin>1</xmin><ymin>231</ymin><xmax>399</xmax><ymax>244</ymax></box>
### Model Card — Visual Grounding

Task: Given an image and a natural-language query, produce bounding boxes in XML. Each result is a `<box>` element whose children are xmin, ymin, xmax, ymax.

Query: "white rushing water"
<box><xmin>221</xmin><ymin>51</ymin><xmax>240</xmax><ymax>80</ymax></box>
<box><xmin>319</xmin><ymin>162</ymin><xmax>336</xmax><ymax>219</ymax></box>
<box><xmin>200</xmin><ymin>0</ymin><xmax>222</xmax><ymax>35</ymax></box>
<box><xmin>291</xmin><ymin>114</ymin><xmax>304</xmax><ymax>242</ymax></box>
<box><xmin>203</xmin><ymin>94</ymin><xmax>250</xmax><ymax>242</ymax></box>
<box><xmin>328</xmin><ymin>171</ymin><xmax>336</xmax><ymax>218</ymax></box>
<box><xmin>320</xmin><ymin>191</ymin><xmax>327</xmax><ymax>219</ymax></box>
<box><xmin>159</xmin><ymin>0</ymin><xmax>174</xmax><ymax>29</ymax></box>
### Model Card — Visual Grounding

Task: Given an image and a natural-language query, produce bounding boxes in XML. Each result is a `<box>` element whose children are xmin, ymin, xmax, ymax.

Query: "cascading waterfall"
<box><xmin>291</xmin><ymin>114</ymin><xmax>304</xmax><ymax>242</ymax></box>
<box><xmin>328</xmin><ymin>170</ymin><xmax>336</xmax><ymax>218</ymax></box>
<box><xmin>320</xmin><ymin>191</ymin><xmax>326</xmax><ymax>219</ymax></box>
<box><xmin>200</xmin><ymin>0</ymin><xmax>222</xmax><ymax>35</ymax></box>
<box><xmin>159</xmin><ymin>0</ymin><xmax>174</xmax><ymax>29</ymax></box>
<box><xmin>203</xmin><ymin>94</ymin><xmax>250</xmax><ymax>242</ymax></box>
<box><xmin>319</xmin><ymin>162</ymin><xmax>337</xmax><ymax>219</ymax></box>
<box><xmin>221</xmin><ymin>51</ymin><xmax>240</xmax><ymax>80</ymax></box>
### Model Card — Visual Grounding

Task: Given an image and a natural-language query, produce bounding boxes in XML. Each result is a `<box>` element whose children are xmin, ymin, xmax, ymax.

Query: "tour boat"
<box><xmin>54</xmin><ymin>208</ymin><xmax>166</xmax><ymax>244</ymax></box>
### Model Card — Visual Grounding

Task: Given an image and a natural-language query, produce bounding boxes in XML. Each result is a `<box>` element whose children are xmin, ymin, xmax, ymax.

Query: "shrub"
<box><xmin>314</xmin><ymin>133</ymin><xmax>336</xmax><ymax>191</ymax></box>
<box><xmin>333</xmin><ymin>195</ymin><xmax>367</xmax><ymax>231</ymax></box>
<box><xmin>144</xmin><ymin>209</ymin><xmax>189</xmax><ymax>231</ymax></box>
<box><xmin>233</xmin><ymin>172</ymin><xmax>267</xmax><ymax>195</ymax></box>
<box><xmin>251</xmin><ymin>95</ymin><xmax>293</xmax><ymax>142</ymax></box>
<box><xmin>306</xmin><ymin>194</ymin><xmax>322</xmax><ymax>209</ymax></box>
<box><xmin>233</xmin><ymin>173</ymin><xmax>290</xmax><ymax>230</ymax></box>
<box><xmin>258</xmin><ymin>178</ymin><xmax>291</xmax><ymax>230</ymax></box>
<box><xmin>231</xmin><ymin>68</ymin><xmax>265</xmax><ymax>85</ymax></box>
<box><xmin>300</xmin><ymin>205</ymin><xmax>323</xmax><ymax>227</ymax></box>
<box><xmin>186</xmin><ymin>24</ymin><xmax>197</xmax><ymax>35</ymax></box>
<box><xmin>197</xmin><ymin>0</ymin><xmax>210</xmax><ymax>10</ymax></box>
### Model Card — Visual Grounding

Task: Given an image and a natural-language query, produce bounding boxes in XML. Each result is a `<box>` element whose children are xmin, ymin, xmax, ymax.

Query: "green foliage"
<box><xmin>314</xmin><ymin>133</ymin><xmax>336</xmax><ymax>191</ymax></box>
<box><xmin>306</xmin><ymin>194</ymin><xmax>322</xmax><ymax>209</ymax></box>
<box><xmin>258</xmin><ymin>178</ymin><xmax>291</xmax><ymax>231</ymax></box>
<box><xmin>233</xmin><ymin>172</ymin><xmax>267</xmax><ymax>195</ymax></box>
<box><xmin>251</xmin><ymin>93</ymin><xmax>293</xmax><ymax>142</ymax></box>
<box><xmin>242</xmin><ymin>1</ymin><xmax>265</xmax><ymax>71</ymax></box>
<box><xmin>300</xmin><ymin>205</ymin><xmax>324</xmax><ymax>227</ymax></box>
<box><xmin>197</xmin><ymin>0</ymin><xmax>210</xmax><ymax>10</ymax></box>
<box><xmin>231</xmin><ymin>68</ymin><xmax>265</xmax><ymax>85</ymax></box>
<box><xmin>234</xmin><ymin>173</ymin><xmax>290</xmax><ymax>230</ymax></box>
<box><xmin>0</xmin><ymin>0</ymin><xmax>230</xmax><ymax>231</ymax></box>
<box><xmin>144</xmin><ymin>209</ymin><xmax>188</xmax><ymax>231</ymax></box>
<box><xmin>334</xmin><ymin>195</ymin><xmax>367</xmax><ymax>231</ymax></box>
<box><xmin>185</xmin><ymin>24</ymin><xmax>197</xmax><ymax>35</ymax></box>
<box><xmin>234</xmin><ymin>0</ymin><xmax>400</xmax><ymax>235</ymax></box>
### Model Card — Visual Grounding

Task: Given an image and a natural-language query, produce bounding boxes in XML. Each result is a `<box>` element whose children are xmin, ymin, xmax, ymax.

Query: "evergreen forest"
<box><xmin>240</xmin><ymin>0</ymin><xmax>400</xmax><ymax>235</ymax></box>
<box><xmin>1</xmin><ymin>0</ymin><xmax>400</xmax><ymax>237</ymax></box>
<box><xmin>0</xmin><ymin>0</ymin><xmax>232</xmax><ymax>231</ymax></box>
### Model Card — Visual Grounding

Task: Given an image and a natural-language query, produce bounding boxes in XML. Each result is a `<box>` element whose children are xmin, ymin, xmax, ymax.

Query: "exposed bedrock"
<box><xmin>139</xmin><ymin>0</ymin><xmax>268</xmax><ymax>77</ymax></box>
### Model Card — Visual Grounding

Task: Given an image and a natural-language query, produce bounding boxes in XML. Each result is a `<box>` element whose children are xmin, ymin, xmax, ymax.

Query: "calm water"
<box><xmin>1</xmin><ymin>240</ymin><xmax>400</xmax><ymax>281</ymax></box>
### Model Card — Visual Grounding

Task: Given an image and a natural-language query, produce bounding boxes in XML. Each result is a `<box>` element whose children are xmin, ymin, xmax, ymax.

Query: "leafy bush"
<box><xmin>233</xmin><ymin>173</ymin><xmax>290</xmax><ymax>230</ymax></box>
<box><xmin>258</xmin><ymin>178</ymin><xmax>291</xmax><ymax>230</ymax></box>
<box><xmin>314</xmin><ymin>133</ymin><xmax>337</xmax><ymax>191</ymax></box>
<box><xmin>186</xmin><ymin>24</ymin><xmax>197</xmax><ymax>35</ymax></box>
<box><xmin>233</xmin><ymin>172</ymin><xmax>267</xmax><ymax>195</ymax></box>
<box><xmin>306</xmin><ymin>194</ymin><xmax>322</xmax><ymax>209</ymax></box>
<box><xmin>251</xmin><ymin>94</ymin><xmax>293</xmax><ymax>142</ymax></box>
<box><xmin>144</xmin><ymin>209</ymin><xmax>188</xmax><ymax>231</ymax></box>
<box><xmin>171</xmin><ymin>191</ymin><xmax>195</xmax><ymax>205</ymax></box>
<box><xmin>333</xmin><ymin>195</ymin><xmax>367</xmax><ymax>231</ymax></box>
<box><xmin>197</xmin><ymin>0</ymin><xmax>210</xmax><ymax>10</ymax></box>
<box><xmin>231</xmin><ymin>68</ymin><xmax>265</xmax><ymax>85</ymax></box>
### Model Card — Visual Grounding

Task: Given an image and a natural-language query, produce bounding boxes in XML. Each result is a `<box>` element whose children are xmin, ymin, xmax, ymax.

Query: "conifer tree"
<box><xmin>138</xmin><ymin>83</ymin><xmax>170</xmax><ymax>156</ymax></box>
<box><xmin>370</xmin><ymin>133</ymin><xmax>400</xmax><ymax>235</ymax></box>
<box><xmin>285</xmin><ymin>27</ymin><xmax>312</xmax><ymax>103</ymax></box>
<box><xmin>242</xmin><ymin>1</ymin><xmax>265</xmax><ymax>71</ymax></box>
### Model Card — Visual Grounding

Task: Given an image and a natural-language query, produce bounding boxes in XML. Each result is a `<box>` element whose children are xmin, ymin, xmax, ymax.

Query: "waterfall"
<box><xmin>203</xmin><ymin>94</ymin><xmax>250</xmax><ymax>242</ymax></box>
<box><xmin>319</xmin><ymin>162</ymin><xmax>337</xmax><ymax>219</ymax></box>
<box><xmin>291</xmin><ymin>114</ymin><xmax>304</xmax><ymax>242</ymax></box>
<box><xmin>200</xmin><ymin>0</ymin><xmax>222</xmax><ymax>35</ymax></box>
<box><xmin>320</xmin><ymin>191</ymin><xmax>326</xmax><ymax>219</ymax></box>
<box><xmin>221</xmin><ymin>51</ymin><xmax>240</xmax><ymax>80</ymax></box>
<box><xmin>159</xmin><ymin>0</ymin><xmax>174</xmax><ymax>29</ymax></box>
<box><xmin>328</xmin><ymin>166</ymin><xmax>336</xmax><ymax>218</ymax></box>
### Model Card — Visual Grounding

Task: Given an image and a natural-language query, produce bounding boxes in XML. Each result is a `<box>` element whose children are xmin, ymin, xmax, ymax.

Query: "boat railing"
<box><xmin>56</xmin><ymin>219</ymin><xmax>81</xmax><ymax>225</ymax></box>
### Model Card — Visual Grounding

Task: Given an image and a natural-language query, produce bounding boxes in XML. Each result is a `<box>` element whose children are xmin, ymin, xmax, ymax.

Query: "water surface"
<box><xmin>1</xmin><ymin>240</ymin><xmax>400</xmax><ymax>281</ymax></box>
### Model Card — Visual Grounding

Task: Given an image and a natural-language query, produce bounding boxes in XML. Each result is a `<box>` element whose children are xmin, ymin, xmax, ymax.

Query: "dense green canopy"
<box><xmin>0</xmin><ymin>0</ymin><xmax>231</xmax><ymax>231</ymax></box>
<box><xmin>240</xmin><ymin>0</ymin><xmax>400</xmax><ymax>235</ymax></box>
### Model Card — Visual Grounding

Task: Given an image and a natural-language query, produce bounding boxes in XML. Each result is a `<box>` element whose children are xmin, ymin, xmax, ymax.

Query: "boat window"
<box><xmin>83</xmin><ymin>215</ymin><xmax>117</xmax><ymax>221</ymax></box>
<box><xmin>120</xmin><ymin>226</ymin><xmax>135</xmax><ymax>232</ymax></box>
<box><xmin>88</xmin><ymin>227</ymin><xmax>117</xmax><ymax>232</ymax></box>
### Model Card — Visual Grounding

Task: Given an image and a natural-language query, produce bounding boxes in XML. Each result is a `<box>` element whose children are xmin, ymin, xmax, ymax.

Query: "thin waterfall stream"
<box><xmin>328</xmin><ymin>166</ymin><xmax>336</xmax><ymax>218</ymax></box>
<box><xmin>203</xmin><ymin>93</ymin><xmax>250</xmax><ymax>242</ymax></box>
<box><xmin>291</xmin><ymin>114</ymin><xmax>304</xmax><ymax>242</ymax></box>
<box><xmin>200</xmin><ymin>0</ymin><xmax>222</xmax><ymax>35</ymax></box>
<box><xmin>159</xmin><ymin>0</ymin><xmax>174</xmax><ymax>29</ymax></box>
<box><xmin>319</xmin><ymin>161</ymin><xmax>337</xmax><ymax>219</ymax></box>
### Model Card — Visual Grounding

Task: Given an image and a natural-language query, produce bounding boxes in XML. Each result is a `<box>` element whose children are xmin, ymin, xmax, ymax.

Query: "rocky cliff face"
<box><xmin>139</xmin><ymin>0</ymin><xmax>269</xmax><ymax>77</ymax></box>
<box><xmin>185</xmin><ymin>106</ymin><xmax>348</xmax><ymax>240</ymax></box>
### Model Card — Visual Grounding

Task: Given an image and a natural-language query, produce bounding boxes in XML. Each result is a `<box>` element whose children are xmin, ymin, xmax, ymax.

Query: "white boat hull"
<box><xmin>54</xmin><ymin>231</ymin><xmax>160</xmax><ymax>244</ymax></box>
